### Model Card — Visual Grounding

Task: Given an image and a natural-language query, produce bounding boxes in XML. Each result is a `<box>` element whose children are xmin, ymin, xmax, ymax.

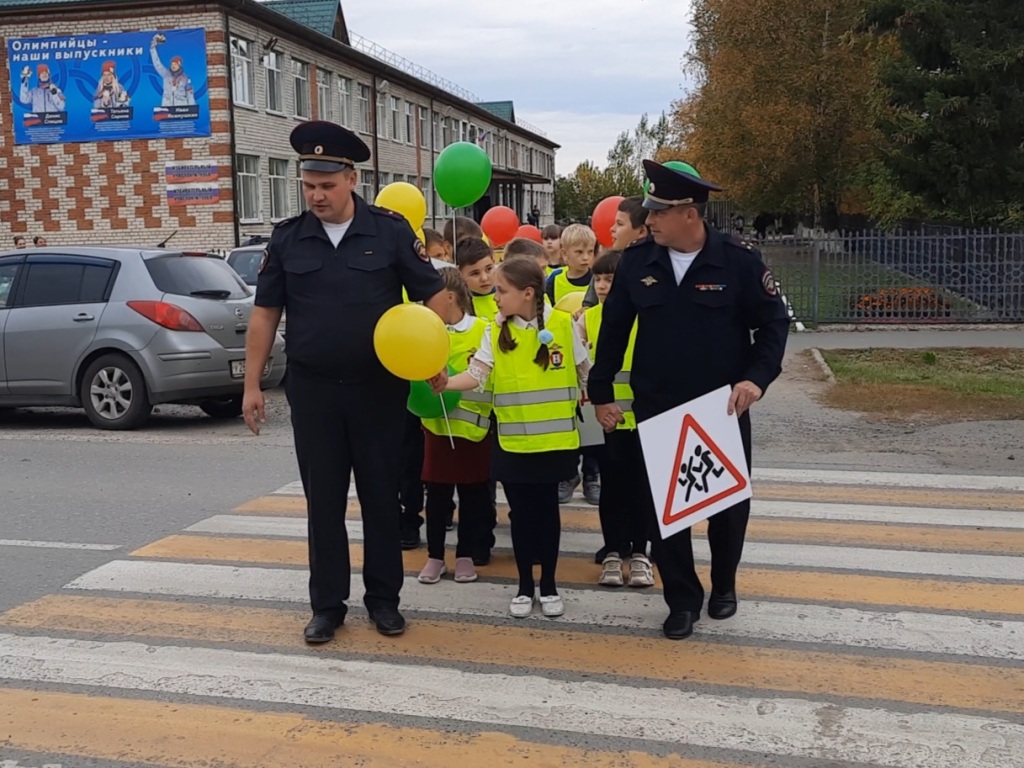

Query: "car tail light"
<box><xmin>127</xmin><ymin>300</ymin><xmax>205</xmax><ymax>332</ymax></box>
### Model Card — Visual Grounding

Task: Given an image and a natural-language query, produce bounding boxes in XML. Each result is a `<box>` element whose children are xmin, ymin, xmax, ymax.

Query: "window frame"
<box><xmin>11</xmin><ymin>255</ymin><xmax>118</xmax><ymax>309</ymax></box>
<box><xmin>235</xmin><ymin>153</ymin><xmax>262</xmax><ymax>223</ymax></box>
<box><xmin>292</xmin><ymin>58</ymin><xmax>310</xmax><ymax>119</ymax></box>
<box><xmin>390</xmin><ymin>96</ymin><xmax>401</xmax><ymax>142</ymax></box>
<box><xmin>316</xmin><ymin>69</ymin><xmax>332</xmax><ymax>122</ymax></box>
<box><xmin>229</xmin><ymin>36</ymin><xmax>255</xmax><ymax>107</ymax></box>
<box><xmin>264</xmin><ymin>49</ymin><xmax>283</xmax><ymax>113</ymax></box>
<box><xmin>357</xmin><ymin>83</ymin><xmax>371</xmax><ymax>134</ymax></box>
<box><xmin>268</xmin><ymin>158</ymin><xmax>291</xmax><ymax>222</ymax></box>
<box><xmin>338</xmin><ymin>76</ymin><xmax>353</xmax><ymax>129</ymax></box>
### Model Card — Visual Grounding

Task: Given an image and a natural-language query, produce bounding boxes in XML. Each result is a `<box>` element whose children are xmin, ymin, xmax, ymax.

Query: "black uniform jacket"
<box><xmin>255</xmin><ymin>195</ymin><xmax>444</xmax><ymax>384</ymax></box>
<box><xmin>588</xmin><ymin>226</ymin><xmax>789</xmax><ymax>422</ymax></box>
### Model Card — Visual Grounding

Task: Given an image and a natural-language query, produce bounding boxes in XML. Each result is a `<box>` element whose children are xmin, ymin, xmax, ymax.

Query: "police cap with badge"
<box><xmin>290</xmin><ymin>120</ymin><xmax>371</xmax><ymax>173</ymax></box>
<box><xmin>641</xmin><ymin>159</ymin><xmax>722</xmax><ymax>211</ymax></box>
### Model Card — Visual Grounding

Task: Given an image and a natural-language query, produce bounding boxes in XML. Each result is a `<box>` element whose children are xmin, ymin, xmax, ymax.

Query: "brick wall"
<box><xmin>0</xmin><ymin>7</ymin><xmax>235</xmax><ymax>250</ymax></box>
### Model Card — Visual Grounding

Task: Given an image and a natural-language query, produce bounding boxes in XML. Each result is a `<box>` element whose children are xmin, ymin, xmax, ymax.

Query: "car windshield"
<box><xmin>145</xmin><ymin>254</ymin><xmax>251</xmax><ymax>299</ymax></box>
<box><xmin>228</xmin><ymin>250</ymin><xmax>263</xmax><ymax>286</ymax></box>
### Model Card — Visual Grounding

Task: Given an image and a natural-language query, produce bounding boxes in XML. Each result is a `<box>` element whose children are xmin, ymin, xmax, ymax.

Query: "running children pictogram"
<box><xmin>662</xmin><ymin>414</ymin><xmax>747</xmax><ymax>526</ymax></box>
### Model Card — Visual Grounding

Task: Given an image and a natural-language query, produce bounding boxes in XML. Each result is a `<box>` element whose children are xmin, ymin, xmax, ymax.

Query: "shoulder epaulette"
<box><xmin>725</xmin><ymin>235</ymin><xmax>756</xmax><ymax>252</ymax></box>
<box><xmin>368</xmin><ymin>204</ymin><xmax>405</xmax><ymax>220</ymax></box>
<box><xmin>273</xmin><ymin>214</ymin><xmax>302</xmax><ymax>230</ymax></box>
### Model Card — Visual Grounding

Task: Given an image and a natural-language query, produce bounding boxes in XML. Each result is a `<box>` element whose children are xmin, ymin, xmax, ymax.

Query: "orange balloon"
<box><xmin>481</xmin><ymin>206</ymin><xmax>521</xmax><ymax>247</ymax></box>
<box><xmin>515</xmin><ymin>224</ymin><xmax>543</xmax><ymax>243</ymax></box>
<box><xmin>592</xmin><ymin>195</ymin><xmax>625</xmax><ymax>248</ymax></box>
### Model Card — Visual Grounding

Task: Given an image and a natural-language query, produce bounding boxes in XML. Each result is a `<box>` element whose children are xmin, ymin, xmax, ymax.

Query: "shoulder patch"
<box><xmin>761</xmin><ymin>269</ymin><xmax>777</xmax><ymax>296</ymax></box>
<box><xmin>258</xmin><ymin>247</ymin><xmax>270</xmax><ymax>275</ymax></box>
<box><xmin>413</xmin><ymin>238</ymin><xmax>429</xmax><ymax>262</ymax></box>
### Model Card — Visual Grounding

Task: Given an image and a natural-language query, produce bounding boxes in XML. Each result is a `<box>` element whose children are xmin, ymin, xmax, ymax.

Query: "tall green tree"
<box><xmin>606</xmin><ymin>112</ymin><xmax>671</xmax><ymax>194</ymax></box>
<box><xmin>554</xmin><ymin>161</ymin><xmax>635</xmax><ymax>221</ymax></box>
<box><xmin>863</xmin><ymin>0</ymin><xmax>1024</xmax><ymax>226</ymax></box>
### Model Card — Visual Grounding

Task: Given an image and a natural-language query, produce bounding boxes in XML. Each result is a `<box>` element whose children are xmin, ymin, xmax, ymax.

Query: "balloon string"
<box><xmin>451</xmin><ymin>209</ymin><xmax>457</xmax><ymax>262</ymax></box>
<box><xmin>439</xmin><ymin>393</ymin><xmax>455</xmax><ymax>450</ymax></box>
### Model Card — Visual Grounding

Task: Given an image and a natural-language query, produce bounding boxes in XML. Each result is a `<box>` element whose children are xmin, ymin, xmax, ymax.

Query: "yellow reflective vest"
<box><xmin>550</xmin><ymin>269</ymin><xmax>589</xmax><ymax>304</ymax></box>
<box><xmin>584</xmin><ymin>302</ymin><xmax>637</xmax><ymax>430</ymax></box>
<box><xmin>490</xmin><ymin>310</ymin><xmax>580</xmax><ymax>453</ymax></box>
<box><xmin>471</xmin><ymin>292</ymin><xmax>498</xmax><ymax>322</ymax></box>
<box><xmin>421</xmin><ymin>316</ymin><xmax>493</xmax><ymax>442</ymax></box>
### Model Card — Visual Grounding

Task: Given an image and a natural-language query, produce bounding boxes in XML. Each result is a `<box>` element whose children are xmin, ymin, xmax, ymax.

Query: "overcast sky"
<box><xmin>342</xmin><ymin>0</ymin><xmax>695</xmax><ymax>175</ymax></box>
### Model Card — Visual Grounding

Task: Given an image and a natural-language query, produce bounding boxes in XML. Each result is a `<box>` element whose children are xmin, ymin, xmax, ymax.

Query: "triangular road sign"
<box><xmin>662</xmin><ymin>414</ymin><xmax>748</xmax><ymax>526</ymax></box>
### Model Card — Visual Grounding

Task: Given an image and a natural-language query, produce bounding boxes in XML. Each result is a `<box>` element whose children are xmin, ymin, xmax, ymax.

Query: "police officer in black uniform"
<box><xmin>589</xmin><ymin>159</ymin><xmax>789</xmax><ymax>641</ymax></box>
<box><xmin>243</xmin><ymin>121</ymin><xmax>445</xmax><ymax>643</ymax></box>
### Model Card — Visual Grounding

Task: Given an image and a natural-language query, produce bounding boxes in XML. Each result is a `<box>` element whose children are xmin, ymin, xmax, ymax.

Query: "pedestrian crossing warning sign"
<box><xmin>663</xmin><ymin>414</ymin><xmax>747</xmax><ymax>526</ymax></box>
<box><xmin>638</xmin><ymin>385</ymin><xmax>753</xmax><ymax>539</ymax></box>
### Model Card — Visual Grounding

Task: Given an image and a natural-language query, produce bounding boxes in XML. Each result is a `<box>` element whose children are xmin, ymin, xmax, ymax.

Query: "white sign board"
<box><xmin>638</xmin><ymin>385</ymin><xmax>752</xmax><ymax>539</ymax></box>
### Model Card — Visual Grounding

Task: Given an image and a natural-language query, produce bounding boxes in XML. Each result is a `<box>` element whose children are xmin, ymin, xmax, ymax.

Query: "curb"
<box><xmin>809</xmin><ymin>347</ymin><xmax>836</xmax><ymax>385</ymax></box>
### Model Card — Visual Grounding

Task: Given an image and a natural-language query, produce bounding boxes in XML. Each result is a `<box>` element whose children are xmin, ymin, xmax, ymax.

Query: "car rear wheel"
<box><xmin>80</xmin><ymin>353</ymin><xmax>152</xmax><ymax>430</ymax></box>
<box><xmin>199</xmin><ymin>396</ymin><xmax>243</xmax><ymax>419</ymax></box>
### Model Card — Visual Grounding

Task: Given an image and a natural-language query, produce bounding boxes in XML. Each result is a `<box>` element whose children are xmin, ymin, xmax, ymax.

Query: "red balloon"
<box><xmin>480</xmin><ymin>206</ymin><xmax>520</xmax><ymax>247</ymax></box>
<box><xmin>591</xmin><ymin>195</ymin><xmax>625</xmax><ymax>248</ymax></box>
<box><xmin>514</xmin><ymin>224</ymin><xmax>543</xmax><ymax>244</ymax></box>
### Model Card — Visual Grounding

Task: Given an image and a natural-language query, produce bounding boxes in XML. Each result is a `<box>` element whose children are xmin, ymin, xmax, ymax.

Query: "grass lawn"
<box><xmin>762</xmin><ymin>241</ymin><xmax>971</xmax><ymax>325</ymax></box>
<box><xmin>819</xmin><ymin>348</ymin><xmax>1024</xmax><ymax>421</ymax></box>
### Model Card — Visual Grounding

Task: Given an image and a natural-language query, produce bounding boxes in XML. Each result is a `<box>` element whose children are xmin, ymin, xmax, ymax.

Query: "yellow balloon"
<box><xmin>415</xmin><ymin>227</ymin><xmax>426</xmax><ymax>243</ymax></box>
<box><xmin>373</xmin><ymin>304</ymin><xmax>449</xmax><ymax>381</ymax></box>
<box><xmin>482</xmin><ymin>234</ymin><xmax>492</xmax><ymax>246</ymax></box>
<box><xmin>553</xmin><ymin>291</ymin><xmax>585</xmax><ymax>315</ymax></box>
<box><xmin>375</xmin><ymin>182</ymin><xmax>427</xmax><ymax>231</ymax></box>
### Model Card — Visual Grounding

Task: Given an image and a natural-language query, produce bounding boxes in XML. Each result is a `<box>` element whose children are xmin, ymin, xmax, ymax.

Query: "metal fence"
<box><xmin>761</xmin><ymin>229</ymin><xmax>1024</xmax><ymax>325</ymax></box>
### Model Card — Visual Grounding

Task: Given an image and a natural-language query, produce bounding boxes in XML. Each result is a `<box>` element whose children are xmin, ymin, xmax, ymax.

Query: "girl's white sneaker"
<box><xmin>539</xmin><ymin>594</ymin><xmax>564</xmax><ymax>617</ymax></box>
<box><xmin>509</xmin><ymin>594</ymin><xmax>535</xmax><ymax>618</ymax></box>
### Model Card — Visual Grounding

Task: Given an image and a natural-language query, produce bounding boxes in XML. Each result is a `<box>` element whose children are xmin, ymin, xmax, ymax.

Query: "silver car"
<box><xmin>0</xmin><ymin>246</ymin><xmax>286</xmax><ymax>430</ymax></box>
<box><xmin>225</xmin><ymin>244</ymin><xmax>286</xmax><ymax>338</ymax></box>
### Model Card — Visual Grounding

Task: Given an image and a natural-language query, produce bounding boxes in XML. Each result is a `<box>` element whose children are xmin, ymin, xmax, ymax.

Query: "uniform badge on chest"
<box><xmin>695</xmin><ymin>284</ymin><xmax>727</xmax><ymax>291</ymax></box>
<box><xmin>641</xmin><ymin>275</ymin><xmax>658</xmax><ymax>286</ymax></box>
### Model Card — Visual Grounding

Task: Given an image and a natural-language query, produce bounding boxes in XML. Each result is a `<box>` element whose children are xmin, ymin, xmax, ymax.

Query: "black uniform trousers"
<box><xmin>646</xmin><ymin>412</ymin><xmax>753</xmax><ymax>614</ymax></box>
<box><xmin>598</xmin><ymin>430</ymin><xmax>650</xmax><ymax>558</ymax></box>
<box><xmin>286</xmin><ymin>367</ymin><xmax>406</xmax><ymax>618</ymax></box>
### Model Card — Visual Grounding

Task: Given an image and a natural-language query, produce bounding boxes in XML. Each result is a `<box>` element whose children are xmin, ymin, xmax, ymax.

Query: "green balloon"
<box><xmin>644</xmin><ymin>160</ymin><xmax>701</xmax><ymax>197</ymax></box>
<box><xmin>407</xmin><ymin>366</ymin><xmax>463</xmax><ymax>419</ymax></box>
<box><xmin>435</xmin><ymin>142</ymin><xmax>493</xmax><ymax>208</ymax></box>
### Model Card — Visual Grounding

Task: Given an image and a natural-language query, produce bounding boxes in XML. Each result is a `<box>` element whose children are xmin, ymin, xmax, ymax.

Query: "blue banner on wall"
<box><xmin>7</xmin><ymin>28</ymin><xmax>211</xmax><ymax>145</ymax></box>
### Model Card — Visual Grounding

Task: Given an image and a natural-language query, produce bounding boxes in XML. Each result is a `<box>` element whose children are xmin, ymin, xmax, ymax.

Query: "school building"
<box><xmin>0</xmin><ymin>0</ymin><xmax>558</xmax><ymax>249</ymax></box>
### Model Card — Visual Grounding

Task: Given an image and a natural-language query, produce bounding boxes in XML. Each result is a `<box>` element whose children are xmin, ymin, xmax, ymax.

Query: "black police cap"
<box><xmin>642</xmin><ymin>159</ymin><xmax>722</xmax><ymax>211</ymax></box>
<box><xmin>290</xmin><ymin>120</ymin><xmax>371</xmax><ymax>173</ymax></box>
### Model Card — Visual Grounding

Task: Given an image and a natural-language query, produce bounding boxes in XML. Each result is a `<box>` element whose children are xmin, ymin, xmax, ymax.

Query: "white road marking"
<box><xmin>184</xmin><ymin>514</ymin><xmax>1024</xmax><ymax>581</ymax></box>
<box><xmin>65</xmin><ymin>561</ymin><xmax>1024</xmax><ymax>660</ymax></box>
<box><xmin>0</xmin><ymin>539</ymin><xmax>120</xmax><ymax>551</ymax></box>
<box><xmin>754</xmin><ymin>500</ymin><xmax>1024</xmax><ymax>528</ymax></box>
<box><xmin>272</xmin><ymin>469</ymin><xmax>1024</xmax><ymax>497</ymax></box>
<box><xmin>0</xmin><ymin>633</ymin><xmax>1019</xmax><ymax>768</ymax></box>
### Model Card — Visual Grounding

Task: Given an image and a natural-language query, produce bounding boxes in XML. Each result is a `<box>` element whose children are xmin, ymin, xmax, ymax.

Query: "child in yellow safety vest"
<box><xmin>456</xmin><ymin>236</ymin><xmax>500</xmax><ymax>321</ymax></box>
<box><xmin>576</xmin><ymin>249</ymin><xmax>654</xmax><ymax>588</ymax></box>
<box><xmin>439</xmin><ymin>258</ymin><xmax>591</xmax><ymax>619</ymax></box>
<box><xmin>417</xmin><ymin>268</ymin><xmax>494</xmax><ymax>586</ymax></box>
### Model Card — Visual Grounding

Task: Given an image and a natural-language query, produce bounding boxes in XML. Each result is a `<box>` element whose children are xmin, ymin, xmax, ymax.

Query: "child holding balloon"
<box><xmin>415</xmin><ymin>268</ymin><xmax>494</xmax><ymax>585</ymax></box>
<box><xmin>436</xmin><ymin>258</ymin><xmax>590</xmax><ymax>619</ymax></box>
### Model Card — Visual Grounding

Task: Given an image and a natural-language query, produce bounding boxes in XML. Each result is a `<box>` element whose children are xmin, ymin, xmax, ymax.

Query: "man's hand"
<box><xmin>595</xmin><ymin>403</ymin><xmax>624</xmax><ymax>432</ymax></box>
<box><xmin>242</xmin><ymin>387</ymin><xmax>266</xmax><ymax>435</ymax></box>
<box><xmin>427</xmin><ymin>368</ymin><xmax>449</xmax><ymax>395</ymax></box>
<box><xmin>727</xmin><ymin>381</ymin><xmax>763</xmax><ymax>417</ymax></box>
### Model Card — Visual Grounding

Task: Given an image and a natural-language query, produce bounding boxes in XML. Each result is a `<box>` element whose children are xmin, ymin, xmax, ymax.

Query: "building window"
<box><xmin>431</xmin><ymin>110</ymin><xmax>440</xmax><ymax>149</ymax></box>
<box><xmin>468</xmin><ymin>124</ymin><xmax>477</xmax><ymax>144</ymax></box>
<box><xmin>269</xmin><ymin>158</ymin><xmax>290</xmax><ymax>221</ymax></box>
<box><xmin>406</xmin><ymin>102</ymin><xmax>415</xmax><ymax>145</ymax></box>
<box><xmin>295</xmin><ymin>165</ymin><xmax>307</xmax><ymax>213</ymax></box>
<box><xmin>235</xmin><ymin>154</ymin><xmax>260</xmax><ymax>222</ymax></box>
<box><xmin>264</xmin><ymin>50</ymin><xmax>282</xmax><ymax>112</ymax></box>
<box><xmin>390</xmin><ymin>97</ymin><xmax>401</xmax><ymax>141</ymax></box>
<box><xmin>419</xmin><ymin>106</ymin><xmax>429</xmax><ymax>148</ymax></box>
<box><xmin>440</xmin><ymin>117</ymin><xmax>449</xmax><ymax>146</ymax></box>
<box><xmin>317</xmin><ymin>70</ymin><xmax>332</xmax><ymax>121</ymax></box>
<box><xmin>357</xmin><ymin>83</ymin><xmax>370</xmax><ymax>133</ymax></box>
<box><xmin>379</xmin><ymin>172</ymin><xmax>391</xmax><ymax>189</ymax></box>
<box><xmin>376</xmin><ymin>93</ymin><xmax>387</xmax><ymax>138</ymax></box>
<box><xmin>460</xmin><ymin>121</ymin><xmax>468</xmax><ymax>142</ymax></box>
<box><xmin>421</xmin><ymin>177</ymin><xmax>432</xmax><ymax>218</ymax></box>
<box><xmin>230</xmin><ymin>37</ymin><xmax>254</xmax><ymax>107</ymax></box>
<box><xmin>293</xmin><ymin>59</ymin><xmax>310</xmax><ymax>118</ymax></box>
<box><xmin>360</xmin><ymin>170</ymin><xmax>375</xmax><ymax>202</ymax></box>
<box><xmin>338</xmin><ymin>77</ymin><xmax>353</xmax><ymax>129</ymax></box>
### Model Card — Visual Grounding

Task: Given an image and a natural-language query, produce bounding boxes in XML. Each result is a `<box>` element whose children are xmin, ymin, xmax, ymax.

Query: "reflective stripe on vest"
<box><xmin>490</xmin><ymin>310</ymin><xmax>580</xmax><ymax>454</ymax></box>
<box><xmin>421</xmin><ymin>316</ymin><xmax>493</xmax><ymax>442</ymax></box>
<box><xmin>584</xmin><ymin>303</ymin><xmax>638</xmax><ymax>430</ymax></box>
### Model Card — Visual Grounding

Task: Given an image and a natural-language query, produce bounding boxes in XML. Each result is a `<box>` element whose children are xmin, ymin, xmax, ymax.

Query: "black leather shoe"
<box><xmin>369</xmin><ymin>606</ymin><xmax>407</xmax><ymax>636</ymax></box>
<box><xmin>708</xmin><ymin>590</ymin><xmax>737</xmax><ymax>620</ymax></box>
<box><xmin>472</xmin><ymin>547</ymin><xmax>491</xmax><ymax>566</ymax></box>
<box><xmin>400</xmin><ymin>529</ymin><xmax>422</xmax><ymax>550</ymax></box>
<box><xmin>663</xmin><ymin>611</ymin><xmax>699</xmax><ymax>640</ymax></box>
<box><xmin>304</xmin><ymin>613</ymin><xmax>344</xmax><ymax>644</ymax></box>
